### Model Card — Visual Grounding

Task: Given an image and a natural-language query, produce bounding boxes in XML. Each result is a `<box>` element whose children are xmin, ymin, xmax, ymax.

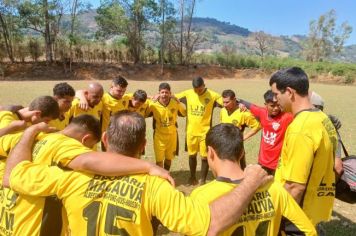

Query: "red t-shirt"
<box><xmin>250</xmin><ymin>104</ymin><xmax>293</xmax><ymax>170</ymax></box>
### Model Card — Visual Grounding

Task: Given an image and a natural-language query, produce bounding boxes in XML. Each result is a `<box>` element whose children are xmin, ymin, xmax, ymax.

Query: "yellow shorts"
<box><xmin>186</xmin><ymin>134</ymin><xmax>207</xmax><ymax>158</ymax></box>
<box><xmin>154</xmin><ymin>132</ymin><xmax>178</xmax><ymax>162</ymax></box>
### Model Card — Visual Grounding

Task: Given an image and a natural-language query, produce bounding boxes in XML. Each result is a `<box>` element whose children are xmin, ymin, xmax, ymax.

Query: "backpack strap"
<box><xmin>336</xmin><ymin>129</ymin><xmax>349</xmax><ymax>157</ymax></box>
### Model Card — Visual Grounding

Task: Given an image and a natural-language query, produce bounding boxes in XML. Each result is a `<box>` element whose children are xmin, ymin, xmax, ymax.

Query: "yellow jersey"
<box><xmin>48</xmin><ymin>114</ymin><xmax>70</xmax><ymax>130</ymax></box>
<box><xmin>101</xmin><ymin>92</ymin><xmax>132</xmax><ymax>132</ymax></box>
<box><xmin>67</xmin><ymin>98</ymin><xmax>103</xmax><ymax>120</ymax></box>
<box><xmin>127</xmin><ymin>99</ymin><xmax>151</xmax><ymax>118</ymax></box>
<box><xmin>0</xmin><ymin>111</ymin><xmax>20</xmax><ymax>129</ymax></box>
<box><xmin>148</xmin><ymin>99</ymin><xmax>186</xmax><ymax>135</ymax></box>
<box><xmin>275</xmin><ymin>109</ymin><xmax>337</xmax><ymax>225</ymax></box>
<box><xmin>191</xmin><ymin>178</ymin><xmax>316</xmax><ymax>236</ymax></box>
<box><xmin>0</xmin><ymin>132</ymin><xmax>92</xmax><ymax>236</ymax></box>
<box><xmin>176</xmin><ymin>89</ymin><xmax>222</xmax><ymax>136</ymax></box>
<box><xmin>0</xmin><ymin>132</ymin><xmax>22</xmax><ymax>178</ymax></box>
<box><xmin>10</xmin><ymin>162</ymin><xmax>210</xmax><ymax>236</ymax></box>
<box><xmin>220</xmin><ymin>108</ymin><xmax>261</xmax><ymax>131</ymax></box>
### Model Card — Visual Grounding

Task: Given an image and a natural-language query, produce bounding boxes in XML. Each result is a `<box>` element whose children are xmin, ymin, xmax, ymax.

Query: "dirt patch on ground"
<box><xmin>0</xmin><ymin>62</ymin><xmax>349</xmax><ymax>84</ymax></box>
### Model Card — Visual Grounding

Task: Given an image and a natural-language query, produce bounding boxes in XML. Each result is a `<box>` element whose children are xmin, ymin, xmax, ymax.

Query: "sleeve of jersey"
<box><xmin>10</xmin><ymin>161</ymin><xmax>63</xmax><ymax>196</ymax></box>
<box><xmin>215</xmin><ymin>95</ymin><xmax>223</xmax><ymax>107</ymax></box>
<box><xmin>52</xmin><ymin>139</ymin><xmax>92</xmax><ymax>167</ymax></box>
<box><xmin>148</xmin><ymin>177</ymin><xmax>210</xmax><ymax>235</ymax></box>
<box><xmin>0</xmin><ymin>133</ymin><xmax>22</xmax><ymax>157</ymax></box>
<box><xmin>175</xmin><ymin>91</ymin><xmax>186</xmax><ymax>100</ymax></box>
<box><xmin>249</xmin><ymin>104</ymin><xmax>263</xmax><ymax>119</ymax></box>
<box><xmin>279</xmin><ymin>185</ymin><xmax>317</xmax><ymax>236</ymax></box>
<box><xmin>0</xmin><ymin>113</ymin><xmax>14</xmax><ymax>129</ymax></box>
<box><xmin>281</xmin><ymin>133</ymin><xmax>315</xmax><ymax>184</ymax></box>
<box><xmin>177</xmin><ymin>101</ymin><xmax>187</xmax><ymax>117</ymax></box>
<box><xmin>244</xmin><ymin>112</ymin><xmax>261</xmax><ymax>130</ymax></box>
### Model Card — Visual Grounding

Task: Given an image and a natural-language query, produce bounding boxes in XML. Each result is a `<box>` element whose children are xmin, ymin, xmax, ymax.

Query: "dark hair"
<box><xmin>269</xmin><ymin>67</ymin><xmax>309</xmax><ymax>96</ymax></box>
<box><xmin>70</xmin><ymin>114</ymin><xmax>102</xmax><ymax>141</ymax></box>
<box><xmin>159</xmin><ymin>82</ymin><xmax>171</xmax><ymax>91</ymax></box>
<box><xmin>192</xmin><ymin>76</ymin><xmax>204</xmax><ymax>88</ymax></box>
<box><xmin>263</xmin><ymin>90</ymin><xmax>274</xmax><ymax>103</ymax></box>
<box><xmin>112</xmin><ymin>76</ymin><xmax>128</xmax><ymax>88</ymax></box>
<box><xmin>53</xmin><ymin>83</ymin><xmax>75</xmax><ymax>97</ymax></box>
<box><xmin>107</xmin><ymin>111</ymin><xmax>146</xmax><ymax>157</ymax></box>
<box><xmin>29</xmin><ymin>96</ymin><xmax>60</xmax><ymax>119</ymax></box>
<box><xmin>222</xmin><ymin>89</ymin><xmax>236</xmax><ymax>99</ymax></box>
<box><xmin>206</xmin><ymin>123</ymin><xmax>244</xmax><ymax>163</ymax></box>
<box><xmin>133</xmin><ymin>90</ymin><xmax>147</xmax><ymax>103</ymax></box>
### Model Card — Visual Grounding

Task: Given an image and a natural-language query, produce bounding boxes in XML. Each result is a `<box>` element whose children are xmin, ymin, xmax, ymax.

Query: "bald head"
<box><xmin>106</xmin><ymin>111</ymin><xmax>146</xmax><ymax>157</ymax></box>
<box><xmin>86</xmin><ymin>82</ymin><xmax>104</xmax><ymax>107</ymax></box>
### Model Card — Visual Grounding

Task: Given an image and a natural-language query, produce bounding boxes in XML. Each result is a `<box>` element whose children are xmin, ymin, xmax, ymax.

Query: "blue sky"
<box><xmin>88</xmin><ymin>0</ymin><xmax>356</xmax><ymax>45</ymax></box>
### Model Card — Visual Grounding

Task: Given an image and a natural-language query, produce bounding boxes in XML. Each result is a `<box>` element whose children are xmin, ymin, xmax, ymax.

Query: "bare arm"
<box><xmin>3</xmin><ymin>123</ymin><xmax>53</xmax><ymax>187</ymax></box>
<box><xmin>208</xmin><ymin>164</ymin><xmax>272</xmax><ymax>235</ymax></box>
<box><xmin>67</xmin><ymin>152</ymin><xmax>175</xmax><ymax>186</ymax></box>
<box><xmin>284</xmin><ymin>181</ymin><xmax>306</xmax><ymax>204</ymax></box>
<box><xmin>75</xmin><ymin>89</ymin><xmax>89</xmax><ymax>111</ymax></box>
<box><xmin>243</xmin><ymin>128</ymin><xmax>261</xmax><ymax>141</ymax></box>
<box><xmin>0</xmin><ymin>120</ymin><xmax>27</xmax><ymax>136</ymax></box>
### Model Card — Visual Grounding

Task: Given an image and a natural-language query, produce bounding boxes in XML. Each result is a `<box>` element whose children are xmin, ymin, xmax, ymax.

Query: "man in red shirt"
<box><xmin>239</xmin><ymin>90</ymin><xmax>293</xmax><ymax>174</ymax></box>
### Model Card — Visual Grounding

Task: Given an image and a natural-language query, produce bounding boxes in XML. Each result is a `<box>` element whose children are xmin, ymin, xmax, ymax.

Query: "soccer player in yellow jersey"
<box><xmin>49</xmin><ymin>82</ymin><xmax>75</xmax><ymax>130</ymax></box>
<box><xmin>100</xmin><ymin>76</ymin><xmax>131</xmax><ymax>132</ymax></box>
<box><xmin>191</xmin><ymin>123</ymin><xmax>316</xmax><ymax>236</ymax></box>
<box><xmin>270</xmin><ymin>67</ymin><xmax>337</xmax><ymax>234</ymax></box>
<box><xmin>127</xmin><ymin>89</ymin><xmax>151</xmax><ymax>117</ymax></box>
<box><xmin>67</xmin><ymin>82</ymin><xmax>104</xmax><ymax>120</ymax></box>
<box><xmin>147</xmin><ymin>83</ymin><xmax>186</xmax><ymax>170</ymax></box>
<box><xmin>0</xmin><ymin>114</ymin><xmax>173</xmax><ymax>236</ymax></box>
<box><xmin>176</xmin><ymin>77</ymin><xmax>222</xmax><ymax>185</ymax></box>
<box><xmin>4</xmin><ymin>111</ymin><xmax>273</xmax><ymax>236</ymax></box>
<box><xmin>0</xmin><ymin>96</ymin><xmax>60</xmax><ymax>135</ymax></box>
<box><xmin>220</xmin><ymin>89</ymin><xmax>261</xmax><ymax>141</ymax></box>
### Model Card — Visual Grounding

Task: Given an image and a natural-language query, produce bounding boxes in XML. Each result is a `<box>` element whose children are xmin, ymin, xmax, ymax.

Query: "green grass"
<box><xmin>1</xmin><ymin>79</ymin><xmax>355</xmax><ymax>235</ymax></box>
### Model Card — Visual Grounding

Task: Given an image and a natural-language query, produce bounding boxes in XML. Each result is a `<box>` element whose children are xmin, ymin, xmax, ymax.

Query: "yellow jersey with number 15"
<box><xmin>10</xmin><ymin>162</ymin><xmax>211</xmax><ymax>236</ymax></box>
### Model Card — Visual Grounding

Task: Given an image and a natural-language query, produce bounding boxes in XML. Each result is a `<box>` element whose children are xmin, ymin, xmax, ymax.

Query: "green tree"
<box><xmin>18</xmin><ymin>0</ymin><xmax>64</xmax><ymax>63</ymax></box>
<box><xmin>305</xmin><ymin>9</ymin><xmax>352</xmax><ymax>62</ymax></box>
<box><xmin>0</xmin><ymin>0</ymin><xmax>21</xmax><ymax>62</ymax></box>
<box><xmin>96</xmin><ymin>0</ymin><xmax>159</xmax><ymax>64</ymax></box>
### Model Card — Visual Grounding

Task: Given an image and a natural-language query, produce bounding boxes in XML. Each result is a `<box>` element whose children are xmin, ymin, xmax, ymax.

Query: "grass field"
<box><xmin>1</xmin><ymin>78</ymin><xmax>355</xmax><ymax>235</ymax></box>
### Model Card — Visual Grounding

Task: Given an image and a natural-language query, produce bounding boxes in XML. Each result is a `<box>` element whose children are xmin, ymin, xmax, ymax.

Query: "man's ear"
<box><xmin>81</xmin><ymin>133</ymin><xmax>92</xmax><ymax>147</ymax></box>
<box><xmin>140</xmin><ymin>138</ymin><xmax>147</xmax><ymax>153</ymax></box>
<box><xmin>101</xmin><ymin>132</ymin><xmax>108</xmax><ymax>150</ymax></box>
<box><xmin>207</xmin><ymin>146</ymin><xmax>216</xmax><ymax>162</ymax></box>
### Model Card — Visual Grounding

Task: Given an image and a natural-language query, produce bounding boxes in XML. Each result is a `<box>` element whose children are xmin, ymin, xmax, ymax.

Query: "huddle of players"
<box><xmin>0</xmin><ymin>66</ymin><xmax>337</xmax><ymax>235</ymax></box>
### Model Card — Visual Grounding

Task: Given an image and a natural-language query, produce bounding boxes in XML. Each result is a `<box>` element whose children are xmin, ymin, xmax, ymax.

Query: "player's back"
<box><xmin>10</xmin><ymin>163</ymin><xmax>210</xmax><ymax>236</ymax></box>
<box><xmin>190</xmin><ymin>179</ymin><xmax>316</xmax><ymax>236</ymax></box>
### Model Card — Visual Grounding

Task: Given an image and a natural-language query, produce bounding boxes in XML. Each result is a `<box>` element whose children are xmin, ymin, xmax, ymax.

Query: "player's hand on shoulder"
<box><xmin>238</xmin><ymin>103</ymin><xmax>247</xmax><ymax>112</ymax></box>
<box><xmin>243</xmin><ymin>164</ymin><xmax>272</xmax><ymax>188</ymax></box>
<box><xmin>148</xmin><ymin>164</ymin><xmax>175</xmax><ymax>187</ymax></box>
<box><xmin>79</xmin><ymin>99</ymin><xmax>89</xmax><ymax>111</ymax></box>
<box><xmin>27</xmin><ymin>122</ymin><xmax>57</xmax><ymax>134</ymax></box>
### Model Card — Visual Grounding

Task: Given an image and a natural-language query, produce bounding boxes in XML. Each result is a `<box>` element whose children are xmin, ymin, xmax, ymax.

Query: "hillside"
<box><xmin>63</xmin><ymin>10</ymin><xmax>356</xmax><ymax>62</ymax></box>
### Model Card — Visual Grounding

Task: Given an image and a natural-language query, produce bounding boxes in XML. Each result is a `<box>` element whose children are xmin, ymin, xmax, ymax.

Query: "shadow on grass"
<box><xmin>170</xmin><ymin>170</ymin><xmax>215</xmax><ymax>188</ymax></box>
<box><xmin>321</xmin><ymin>211</ymin><xmax>356</xmax><ymax>236</ymax></box>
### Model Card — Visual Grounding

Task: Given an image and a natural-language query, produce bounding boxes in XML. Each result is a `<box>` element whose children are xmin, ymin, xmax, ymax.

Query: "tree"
<box><xmin>305</xmin><ymin>9</ymin><xmax>352</xmax><ymax>62</ymax></box>
<box><xmin>253</xmin><ymin>31</ymin><xmax>270</xmax><ymax>59</ymax></box>
<box><xmin>158</xmin><ymin>0</ymin><xmax>175</xmax><ymax>73</ymax></box>
<box><xmin>96</xmin><ymin>0</ymin><xmax>159</xmax><ymax>64</ymax></box>
<box><xmin>18</xmin><ymin>0</ymin><xmax>64</xmax><ymax>63</ymax></box>
<box><xmin>176</xmin><ymin>0</ymin><xmax>201</xmax><ymax>65</ymax></box>
<box><xmin>0</xmin><ymin>0</ymin><xmax>21</xmax><ymax>62</ymax></box>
